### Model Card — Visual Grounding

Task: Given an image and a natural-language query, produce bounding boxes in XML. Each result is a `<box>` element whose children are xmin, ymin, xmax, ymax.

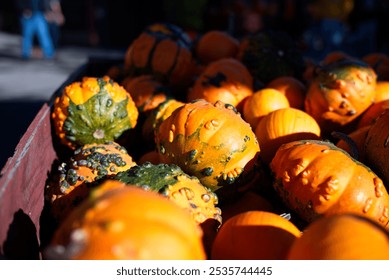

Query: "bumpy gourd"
<box><xmin>155</xmin><ymin>99</ymin><xmax>260</xmax><ymax>191</ymax></box>
<box><xmin>270</xmin><ymin>139</ymin><xmax>389</xmax><ymax>228</ymax></box>
<box><xmin>304</xmin><ymin>59</ymin><xmax>376</xmax><ymax>134</ymax></box>
<box><xmin>112</xmin><ymin>162</ymin><xmax>222</xmax><ymax>226</ymax></box>
<box><xmin>52</xmin><ymin>76</ymin><xmax>138</xmax><ymax>149</ymax></box>
<box><xmin>46</xmin><ymin>141</ymin><xmax>136</xmax><ymax>222</ymax></box>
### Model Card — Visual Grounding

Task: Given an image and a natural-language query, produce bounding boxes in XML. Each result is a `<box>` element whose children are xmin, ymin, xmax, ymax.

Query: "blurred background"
<box><xmin>0</xmin><ymin>0</ymin><xmax>388</xmax><ymax>169</ymax></box>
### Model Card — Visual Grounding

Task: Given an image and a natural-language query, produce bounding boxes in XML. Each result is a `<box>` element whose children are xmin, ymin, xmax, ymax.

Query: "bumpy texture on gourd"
<box><xmin>155</xmin><ymin>99</ymin><xmax>260</xmax><ymax>192</ymax></box>
<box><xmin>270</xmin><ymin>140</ymin><xmax>389</xmax><ymax>228</ymax></box>
<box><xmin>304</xmin><ymin>59</ymin><xmax>376</xmax><ymax>134</ymax></box>
<box><xmin>113</xmin><ymin>162</ymin><xmax>222</xmax><ymax>226</ymax></box>
<box><xmin>46</xmin><ymin>142</ymin><xmax>136</xmax><ymax>222</ymax></box>
<box><xmin>52</xmin><ymin>76</ymin><xmax>138</xmax><ymax>149</ymax></box>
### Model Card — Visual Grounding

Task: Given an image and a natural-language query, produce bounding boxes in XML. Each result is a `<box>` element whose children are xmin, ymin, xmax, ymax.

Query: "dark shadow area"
<box><xmin>0</xmin><ymin>100</ymin><xmax>45</xmax><ymax>170</ymax></box>
<box><xmin>1</xmin><ymin>209</ymin><xmax>40</xmax><ymax>259</ymax></box>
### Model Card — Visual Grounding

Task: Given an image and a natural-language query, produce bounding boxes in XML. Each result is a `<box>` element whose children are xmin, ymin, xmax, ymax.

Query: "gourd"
<box><xmin>112</xmin><ymin>162</ymin><xmax>222</xmax><ymax>226</ymax></box>
<box><xmin>270</xmin><ymin>139</ymin><xmax>389</xmax><ymax>228</ymax></box>
<box><xmin>187</xmin><ymin>58</ymin><xmax>253</xmax><ymax>111</ymax></box>
<box><xmin>155</xmin><ymin>99</ymin><xmax>260</xmax><ymax>192</ymax></box>
<box><xmin>45</xmin><ymin>180</ymin><xmax>206</xmax><ymax>260</ymax></box>
<box><xmin>304</xmin><ymin>59</ymin><xmax>376</xmax><ymax>135</ymax></box>
<box><xmin>51</xmin><ymin>76</ymin><xmax>138</xmax><ymax>149</ymax></box>
<box><xmin>46</xmin><ymin>141</ymin><xmax>136</xmax><ymax>222</ymax></box>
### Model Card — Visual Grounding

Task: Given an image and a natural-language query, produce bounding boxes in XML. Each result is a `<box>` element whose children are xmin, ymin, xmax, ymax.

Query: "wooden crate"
<box><xmin>0</xmin><ymin>57</ymin><xmax>123</xmax><ymax>259</ymax></box>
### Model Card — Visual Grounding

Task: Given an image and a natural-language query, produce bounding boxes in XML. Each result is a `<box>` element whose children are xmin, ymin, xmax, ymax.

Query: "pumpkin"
<box><xmin>45</xmin><ymin>180</ymin><xmax>206</xmax><ymax>260</ymax></box>
<box><xmin>46</xmin><ymin>141</ymin><xmax>136</xmax><ymax>222</ymax></box>
<box><xmin>304</xmin><ymin>59</ymin><xmax>377</xmax><ymax>135</ymax></box>
<box><xmin>237</xmin><ymin>29</ymin><xmax>304</xmax><ymax>84</ymax></box>
<box><xmin>254</xmin><ymin>108</ymin><xmax>321</xmax><ymax>164</ymax></box>
<box><xmin>124</xmin><ymin>28</ymin><xmax>195</xmax><ymax>93</ymax></box>
<box><xmin>112</xmin><ymin>162</ymin><xmax>222</xmax><ymax>226</ymax></box>
<box><xmin>187</xmin><ymin>58</ymin><xmax>253</xmax><ymax>111</ymax></box>
<box><xmin>267</xmin><ymin>76</ymin><xmax>306</xmax><ymax>110</ymax></box>
<box><xmin>211</xmin><ymin>210</ymin><xmax>301</xmax><ymax>260</ymax></box>
<box><xmin>195</xmin><ymin>30</ymin><xmax>240</xmax><ymax>65</ymax></box>
<box><xmin>287</xmin><ymin>214</ymin><xmax>389</xmax><ymax>260</ymax></box>
<box><xmin>121</xmin><ymin>75</ymin><xmax>171</xmax><ymax>114</ymax></box>
<box><xmin>242</xmin><ymin>88</ymin><xmax>290</xmax><ymax>130</ymax></box>
<box><xmin>155</xmin><ymin>99</ymin><xmax>260</xmax><ymax>192</ymax></box>
<box><xmin>365</xmin><ymin>109</ymin><xmax>389</xmax><ymax>187</ymax></box>
<box><xmin>51</xmin><ymin>76</ymin><xmax>138</xmax><ymax>149</ymax></box>
<box><xmin>270</xmin><ymin>139</ymin><xmax>389</xmax><ymax>227</ymax></box>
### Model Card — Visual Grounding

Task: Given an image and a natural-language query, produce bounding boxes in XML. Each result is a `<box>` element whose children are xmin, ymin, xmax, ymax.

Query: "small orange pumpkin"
<box><xmin>195</xmin><ymin>30</ymin><xmax>240</xmax><ymax>65</ymax></box>
<box><xmin>242</xmin><ymin>88</ymin><xmax>290</xmax><ymax>129</ymax></box>
<box><xmin>45</xmin><ymin>180</ymin><xmax>206</xmax><ymax>260</ymax></box>
<box><xmin>267</xmin><ymin>76</ymin><xmax>306</xmax><ymax>110</ymax></box>
<box><xmin>187</xmin><ymin>58</ymin><xmax>253</xmax><ymax>111</ymax></box>
<box><xmin>254</xmin><ymin>107</ymin><xmax>321</xmax><ymax>164</ymax></box>
<box><xmin>121</xmin><ymin>75</ymin><xmax>170</xmax><ymax>114</ymax></box>
<box><xmin>357</xmin><ymin>99</ymin><xmax>389</xmax><ymax>129</ymax></box>
<box><xmin>287</xmin><ymin>214</ymin><xmax>389</xmax><ymax>260</ymax></box>
<box><xmin>211</xmin><ymin>210</ymin><xmax>301</xmax><ymax>260</ymax></box>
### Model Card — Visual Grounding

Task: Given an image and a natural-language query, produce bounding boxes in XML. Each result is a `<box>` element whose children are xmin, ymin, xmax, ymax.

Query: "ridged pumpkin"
<box><xmin>46</xmin><ymin>141</ymin><xmax>136</xmax><ymax>222</ymax></box>
<box><xmin>287</xmin><ymin>214</ymin><xmax>389</xmax><ymax>260</ymax></box>
<box><xmin>155</xmin><ymin>99</ymin><xmax>260</xmax><ymax>192</ymax></box>
<box><xmin>304</xmin><ymin>59</ymin><xmax>377</xmax><ymax>135</ymax></box>
<box><xmin>187</xmin><ymin>58</ymin><xmax>253</xmax><ymax>111</ymax></box>
<box><xmin>254</xmin><ymin>108</ymin><xmax>321</xmax><ymax>164</ymax></box>
<box><xmin>121</xmin><ymin>75</ymin><xmax>170</xmax><ymax>114</ymax></box>
<box><xmin>270</xmin><ymin>140</ymin><xmax>389</xmax><ymax>228</ymax></box>
<box><xmin>242</xmin><ymin>88</ymin><xmax>290</xmax><ymax>130</ymax></box>
<box><xmin>51</xmin><ymin>76</ymin><xmax>138</xmax><ymax>149</ymax></box>
<box><xmin>365</xmin><ymin>109</ymin><xmax>389</xmax><ymax>187</ymax></box>
<box><xmin>211</xmin><ymin>210</ymin><xmax>301</xmax><ymax>260</ymax></box>
<box><xmin>124</xmin><ymin>28</ymin><xmax>195</xmax><ymax>92</ymax></box>
<box><xmin>112</xmin><ymin>162</ymin><xmax>222</xmax><ymax>226</ymax></box>
<box><xmin>45</xmin><ymin>180</ymin><xmax>206</xmax><ymax>260</ymax></box>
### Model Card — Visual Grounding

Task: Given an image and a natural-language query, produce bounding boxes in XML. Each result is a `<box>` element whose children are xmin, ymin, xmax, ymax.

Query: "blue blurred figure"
<box><xmin>16</xmin><ymin>0</ymin><xmax>55</xmax><ymax>59</ymax></box>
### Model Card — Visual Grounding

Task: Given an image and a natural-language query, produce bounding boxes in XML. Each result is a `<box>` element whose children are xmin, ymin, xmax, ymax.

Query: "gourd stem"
<box><xmin>331</xmin><ymin>131</ymin><xmax>359</xmax><ymax>160</ymax></box>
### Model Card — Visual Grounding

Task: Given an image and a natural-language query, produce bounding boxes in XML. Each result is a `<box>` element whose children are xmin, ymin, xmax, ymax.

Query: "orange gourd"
<box><xmin>45</xmin><ymin>180</ymin><xmax>206</xmax><ymax>260</ymax></box>
<box><xmin>155</xmin><ymin>99</ymin><xmax>260</xmax><ymax>192</ymax></box>
<box><xmin>304</xmin><ymin>59</ymin><xmax>376</xmax><ymax>135</ymax></box>
<box><xmin>270</xmin><ymin>140</ymin><xmax>389</xmax><ymax>227</ymax></box>
<box><xmin>211</xmin><ymin>210</ymin><xmax>301</xmax><ymax>260</ymax></box>
<box><xmin>287</xmin><ymin>214</ymin><xmax>389</xmax><ymax>260</ymax></box>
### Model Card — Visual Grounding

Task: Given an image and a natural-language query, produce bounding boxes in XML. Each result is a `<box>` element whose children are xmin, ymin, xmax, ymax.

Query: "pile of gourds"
<box><xmin>44</xmin><ymin>23</ymin><xmax>389</xmax><ymax>260</ymax></box>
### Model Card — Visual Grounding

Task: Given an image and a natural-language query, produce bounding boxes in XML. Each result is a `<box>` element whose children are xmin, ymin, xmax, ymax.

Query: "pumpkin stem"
<box><xmin>331</xmin><ymin>131</ymin><xmax>359</xmax><ymax>160</ymax></box>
